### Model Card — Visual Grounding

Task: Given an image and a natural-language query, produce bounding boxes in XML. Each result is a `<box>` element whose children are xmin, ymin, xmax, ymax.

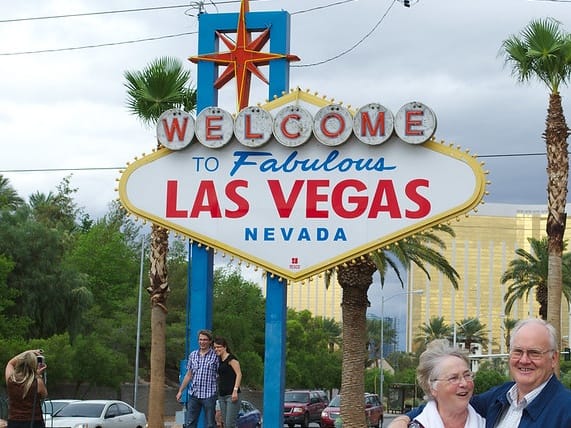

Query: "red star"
<box><xmin>189</xmin><ymin>0</ymin><xmax>299</xmax><ymax>111</ymax></box>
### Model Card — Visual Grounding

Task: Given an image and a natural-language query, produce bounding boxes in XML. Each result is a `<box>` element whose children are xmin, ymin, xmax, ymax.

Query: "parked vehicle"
<box><xmin>49</xmin><ymin>399</ymin><xmax>146</xmax><ymax>428</ymax></box>
<box><xmin>283</xmin><ymin>389</ymin><xmax>328</xmax><ymax>428</ymax></box>
<box><xmin>237</xmin><ymin>400</ymin><xmax>263</xmax><ymax>428</ymax></box>
<box><xmin>41</xmin><ymin>399</ymin><xmax>79</xmax><ymax>419</ymax></box>
<box><xmin>215</xmin><ymin>399</ymin><xmax>262</xmax><ymax>428</ymax></box>
<box><xmin>320</xmin><ymin>393</ymin><xmax>383</xmax><ymax>428</ymax></box>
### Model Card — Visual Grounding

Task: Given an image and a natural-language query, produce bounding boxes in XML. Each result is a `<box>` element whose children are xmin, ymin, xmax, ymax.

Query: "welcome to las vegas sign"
<box><xmin>118</xmin><ymin>90</ymin><xmax>487</xmax><ymax>282</ymax></box>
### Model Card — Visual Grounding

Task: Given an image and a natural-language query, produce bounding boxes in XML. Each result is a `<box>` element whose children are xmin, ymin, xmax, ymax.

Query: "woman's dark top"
<box><xmin>218</xmin><ymin>354</ymin><xmax>240</xmax><ymax>396</ymax></box>
<box><xmin>7</xmin><ymin>377</ymin><xmax>45</xmax><ymax>428</ymax></box>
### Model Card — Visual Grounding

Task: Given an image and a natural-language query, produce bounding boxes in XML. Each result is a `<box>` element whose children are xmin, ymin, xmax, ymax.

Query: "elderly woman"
<box><xmin>408</xmin><ymin>339</ymin><xmax>485</xmax><ymax>428</ymax></box>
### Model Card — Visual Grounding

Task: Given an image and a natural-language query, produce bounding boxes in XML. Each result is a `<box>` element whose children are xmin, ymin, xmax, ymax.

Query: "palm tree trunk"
<box><xmin>338</xmin><ymin>258</ymin><xmax>376</xmax><ymax>428</ymax></box>
<box><xmin>545</xmin><ymin>92</ymin><xmax>569</xmax><ymax>378</ymax></box>
<box><xmin>147</xmin><ymin>224</ymin><xmax>169</xmax><ymax>427</ymax></box>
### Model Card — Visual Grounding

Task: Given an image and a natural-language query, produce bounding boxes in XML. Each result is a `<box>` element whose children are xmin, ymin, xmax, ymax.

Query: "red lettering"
<box><xmin>205</xmin><ymin>115</ymin><xmax>223</xmax><ymax>141</ymax></box>
<box><xmin>225</xmin><ymin>180</ymin><xmax>249</xmax><ymax>218</ymax></box>
<box><xmin>320</xmin><ymin>112</ymin><xmax>345</xmax><ymax>138</ymax></box>
<box><xmin>162</xmin><ymin>117</ymin><xmax>189</xmax><ymax>141</ymax></box>
<box><xmin>360</xmin><ymin>111</ymin><xmax>386</xmax><ymax>137</ymax></box>
<box><xmin>165</xmin><ymin>180</ymin><xmax>188</xmax><ymax>218</ymax></box>
<box><xmin>368</xmin><ymin>180</ymin><xmax>402</xmax><ymax>218</ymax></box>
<box><xmin>267</xmin><ymin>178</ymin><xmax>430</xmax><ymax>221</ymax></box>
<box><xmin>405</xmin><ymin>110</ymin><xmax>423</xmax><ymax>136</ymax></box>
<box><xmin>280</xmin><ymin>114</ymin><xmax>301</xmax><ymax>139</ymax></box>
<box><xmin>331</xmin><ymin>180</ymin><xmax>368</xmax><ymax>218</ymax></box>
<box><xmin>306</xmin><ymin>180</ymin><xmax>329</xmax><ymax>218</ymax></box>
<box><xmin>405</xmin><ymin>179</ymin><xmax>431</xmax><ymax>218</ymax></box>
<box><xmin>267</xmin><ymin>180</ymin><xmax>304</xmax><ymax>218</ymax></box>
<box><xmin>244</xmin><ymin>114</ymin><xmax>263</xmax><ymax>139</ymax></box>
<box><xmin>190</xmin><ymin>180</ymin><xmax>222</xmax><ymax>218</ymax></box>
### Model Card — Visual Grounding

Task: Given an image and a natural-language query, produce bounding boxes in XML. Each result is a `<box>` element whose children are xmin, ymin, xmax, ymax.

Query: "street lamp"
<box><xmin>452</xmin><ymin>316</ymin><xmax>480</xmax><ymax>348</ymax></box>
<box><xmin>379</xmin><ymin>289</ymin><xmax>424</xmax><ymax>403</ymax></box>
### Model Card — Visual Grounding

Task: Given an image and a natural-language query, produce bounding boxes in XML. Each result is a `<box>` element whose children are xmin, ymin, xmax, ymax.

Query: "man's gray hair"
<box><xmin>509</xmin><ymin>318</ymin><xmax>558</xmax><ymax>351</ymax></box>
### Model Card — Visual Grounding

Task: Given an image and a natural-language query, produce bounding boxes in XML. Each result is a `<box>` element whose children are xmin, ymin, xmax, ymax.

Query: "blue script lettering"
<box><xmin>229</xmin><ymin>150</ymin><xmax>396</xmax><ymax>176</ymax></box>
<box><xmin>244</xmin><ymin>227</ymin><xmax>348</xmax><ymax>242</ymax></box>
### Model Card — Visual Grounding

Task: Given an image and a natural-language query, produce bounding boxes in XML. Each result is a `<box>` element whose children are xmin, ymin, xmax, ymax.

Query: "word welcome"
<box><xmin>156</xmin><ymin>101</ymin><xmax>437</xmax><ymax>150</ymax></box>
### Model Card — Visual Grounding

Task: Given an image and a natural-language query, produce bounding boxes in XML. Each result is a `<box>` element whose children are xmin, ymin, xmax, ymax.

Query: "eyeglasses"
<box><xmin>509</xmin><ymin>348</ymin><xmax>553</xmax><ymax>360</ymax></box>
<box><xmin>432</xmin><ymin>372</ymin><xmax>474</xmax><ymax>385</ymax></box>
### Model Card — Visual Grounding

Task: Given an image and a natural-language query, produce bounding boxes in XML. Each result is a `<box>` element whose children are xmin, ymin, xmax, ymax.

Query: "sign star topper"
<box><xmin>190</xmin><ymin>0</ymin><xmax>299</xmax><ymax>112</ymax></box>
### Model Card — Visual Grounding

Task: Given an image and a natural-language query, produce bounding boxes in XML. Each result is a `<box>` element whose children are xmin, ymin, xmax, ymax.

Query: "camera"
<box><xmin>37</xmin><ymin>355</ymin><xmax>45</xmax><ymax>366</ymax></box>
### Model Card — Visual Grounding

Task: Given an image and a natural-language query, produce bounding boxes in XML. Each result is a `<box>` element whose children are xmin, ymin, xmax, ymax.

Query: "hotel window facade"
<box><xmin>285</xmin><ymin>203</ymin><xmax>571</xmax><ymax>354</ymax></box>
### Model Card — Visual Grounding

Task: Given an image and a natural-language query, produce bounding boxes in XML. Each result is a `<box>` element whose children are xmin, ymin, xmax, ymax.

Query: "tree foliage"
<box><xmin>285</xmin><ymin>309</ymin><xmax>342</xmax><ymax>390</ymax></box>
<box><xmin>0</xmin><ymin>174</ymin><xmax>347</xmax><ymax>396</ymax></box>
<box><xmin>502</xmin><ymin>16</ymin><xmax>571</xmax><ymax>375</ymax></box>
<box><xmin>414</xmin><ymin>316</ymin><xmax>452</xmax><ymax>351</ymax></box>
<box><xmin>455</xmin><ymin>317</ymin><xmax>488</xmax><ymax>351</ymax></box>
<box><xmin>502</xmin><ymin>237</ymin><xmax>571</xmax><ymax>319</ymax></box>
<box><xmin>473</xmin><ymin>365</ymin><xmax>510</xmax><ymax>394</ymax></box>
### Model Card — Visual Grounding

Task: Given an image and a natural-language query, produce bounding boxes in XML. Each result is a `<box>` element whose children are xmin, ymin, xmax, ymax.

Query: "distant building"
<box><xmin>283</xmin><ymin>203</ymin><xmax>571</xmax><ymax>354</ymax></box>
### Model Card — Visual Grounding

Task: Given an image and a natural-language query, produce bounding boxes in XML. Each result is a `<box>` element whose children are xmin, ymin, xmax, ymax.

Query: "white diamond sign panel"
<box><xmin>119</xmin><ymin>95</ymin><xmax>486</xmax><ymax>281</ymax></box>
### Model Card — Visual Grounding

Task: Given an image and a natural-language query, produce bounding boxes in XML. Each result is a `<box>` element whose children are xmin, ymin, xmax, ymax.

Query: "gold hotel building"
<box><xmin>285</xmin><ymin>203</ymin><xmax>571</xmax><ymax>354</ymax></box>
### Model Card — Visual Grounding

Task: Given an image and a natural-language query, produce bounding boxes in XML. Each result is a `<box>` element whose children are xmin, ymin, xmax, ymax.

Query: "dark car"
<box><xmin>215</xmin><ymin>399</ymin><xmax>262</xmax><ymax>428</ymax></box>
<box><xmin>320</xmin><ymin>393</ymin><xmax>383</xmax><ymax>428</ymax></box>
<box><xmin>283</xmin><ymin>389</ymin><xmax>328</xmax><ymax>428</ymax></box>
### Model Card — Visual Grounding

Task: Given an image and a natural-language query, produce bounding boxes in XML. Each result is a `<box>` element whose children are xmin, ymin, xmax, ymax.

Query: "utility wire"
<box><xmin>293</xmin><ymin>0</ymin><xmax>397</xmax><ymax>67</ymax></box>
<box><xmin>290</xmin><ymin>0</ymin><xmax>359</xmax><ymax>15</ymax></box>
<box><xmin>0</xmin><ymin>32</ymin><xmax>196</xmax><ymax>56</ymax></box>
<box><xmin>0</xmin><ymin>0</ymin><xmax>365</xmax><ymax>60</ymax></box>
<box><xmin>0</xmin><ymin>4</ymin><xmax>190</xmax><ymax>23</ymax></box>
<box><xmin>0</xmin><ymin>0</ymin><xmax>354</xmax><ymax>24</ymax></box>
<box><xmin>0</xmin><ymin>152</ymin><xmax>556</xmax><ymax>175</ymax></box>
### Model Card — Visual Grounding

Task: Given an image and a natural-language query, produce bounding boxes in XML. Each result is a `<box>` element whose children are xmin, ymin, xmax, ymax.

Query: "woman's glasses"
<box><xmin>432</xmin><ymin>372</ymin><xmax>474</xmax><ymax>385</ymax></box>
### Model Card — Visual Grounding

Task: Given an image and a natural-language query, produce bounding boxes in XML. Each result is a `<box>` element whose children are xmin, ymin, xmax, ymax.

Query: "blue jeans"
<box><xmin>185</xmin><ymin>394</ymin><xmax>217</xmax><ymax>428</ymax></box>
<box><xmin>219</xmin><ymin>394</ymin><xmax>240</xmax><ymax>428</ymax></box>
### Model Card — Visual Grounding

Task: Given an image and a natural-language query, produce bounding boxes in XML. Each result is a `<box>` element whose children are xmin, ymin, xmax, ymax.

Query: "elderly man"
<box><xmin>389</xmin><ymin>318</ymin><xmax>571</xmax><ymax>427</ymax></box>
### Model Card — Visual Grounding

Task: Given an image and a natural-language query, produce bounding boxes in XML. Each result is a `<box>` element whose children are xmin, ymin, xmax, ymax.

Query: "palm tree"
<box><xmin>455</xmin><ymin>317</ymin><xmax>488</xmax><ymax>353</ymax></box>
<box><xmin>503</xmin><ymin>317</ymin><xmax>518</xmax><ymax>350</ymax></box>
<box><xmin>321</xmin><ymin>316</ymin><xmax>343</xmax><ymax>353</ymax></box>
<box><xmin>415</xmin><ymin>316</ymin><xmax>453</xmax><ymax>351</ymax></box>
<box><xmin>331</xmin><ymin>224</ymin><xmax>459</xmax><ymax>427</ymax></box>
<box><xmin>0</xmin><ymin>175</ymin><xmax>24</xmax><ymax>211</ymax></box>
<box><xmin>501</xmin><ymin>18</ymin><xmax>571</xmax><ymax>366</ymax></box>
<box><xmin>502</xmin><ymin>237</ymin><xmax>571</xmax><ymax>319</ymax></box>
<box><xmin>124</xmin><ymin>56</ymin><xmax>196</xmax><ymax>427</ymax></box>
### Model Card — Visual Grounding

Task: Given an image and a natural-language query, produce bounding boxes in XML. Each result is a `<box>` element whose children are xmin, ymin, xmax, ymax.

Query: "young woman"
<box><xmin>5</xmin><ymin>349</ymin><xmax>48</xmax><ymax>428</ymax></box>
<box><xmin>213</xmin><ymin>337</ymin><xmax>242</xmax><ymax>428</ymax></box>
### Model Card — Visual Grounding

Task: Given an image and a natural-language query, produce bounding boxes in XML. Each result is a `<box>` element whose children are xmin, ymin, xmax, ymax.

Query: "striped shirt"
<box><xmin>186</xmin><ymin>348</ymin><xmax>219</xmax><ymax>399</ymax></box>
<box><xmin>494</xmin><ymin>376</ymin><xmax>549</xmax><ymax>428</ymax></box>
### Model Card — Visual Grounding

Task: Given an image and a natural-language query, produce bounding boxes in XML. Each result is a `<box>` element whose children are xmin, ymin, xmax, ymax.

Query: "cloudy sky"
<box><xmin>2</xmin><ymin>0</ymin><xmax>570</xmax><ymax>336</ymax></box>
<box><xmin>2</xmin><ymin>0</ymin><xmax>570</xmax><ymax>218</ymax></box>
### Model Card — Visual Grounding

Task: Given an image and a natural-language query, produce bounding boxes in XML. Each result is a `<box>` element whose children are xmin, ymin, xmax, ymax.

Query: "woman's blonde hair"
<box><xmin>10</xmin><ymin>351</ymin><xmax>38</xmax><ymax>398</ymax></box>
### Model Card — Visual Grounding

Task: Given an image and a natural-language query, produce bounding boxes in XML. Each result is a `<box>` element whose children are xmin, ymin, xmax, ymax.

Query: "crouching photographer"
<box><xmin>5</xmin><ymin>349</ymin><xmax>48</xmax><ymax>428</ymax></box>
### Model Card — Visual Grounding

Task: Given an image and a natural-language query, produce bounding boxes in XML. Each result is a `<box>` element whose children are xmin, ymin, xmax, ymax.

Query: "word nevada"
<box><xmin>156</xmin><ymin>101</ymin><xmax>437</xmax><ymax>150</ymax></box>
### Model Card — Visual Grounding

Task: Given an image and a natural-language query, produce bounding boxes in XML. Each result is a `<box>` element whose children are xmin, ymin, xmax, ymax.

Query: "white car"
<box><xmin>42</xmin><ymin>399</ymin><xmax>80</xmax><ymax>420</ymax></box>
<box><xmin>49</xmin><ymin>399</ymin><xmax>147</xmax><ymax>428</ymax></box>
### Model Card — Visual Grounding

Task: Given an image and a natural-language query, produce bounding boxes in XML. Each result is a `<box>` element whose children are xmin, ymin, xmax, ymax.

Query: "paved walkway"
<box><xmin>163</xmin><ymin>413</ymin><xmax>407</xmax><ymax>427</ymax></box>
